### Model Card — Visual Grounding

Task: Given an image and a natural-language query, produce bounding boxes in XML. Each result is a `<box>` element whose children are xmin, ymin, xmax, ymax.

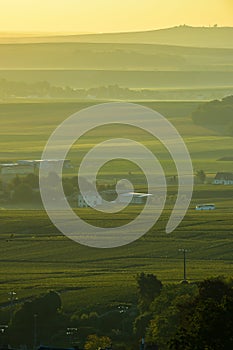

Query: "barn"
<box><xmin>213</xmin><ymin>172</ymin><xmax>233</xmax><ymax>185</ymax></box>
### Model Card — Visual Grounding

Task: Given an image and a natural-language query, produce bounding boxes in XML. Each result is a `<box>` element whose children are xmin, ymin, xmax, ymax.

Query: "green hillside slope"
<box><xmin>0</xmin><ymin>42</ymin><xmax>233</xmax><ymax>70</ymax></box>
<box><xmin>1</xmin><ymin>26</ymin><xmax>233</xmax><ymax>48</ymax></box>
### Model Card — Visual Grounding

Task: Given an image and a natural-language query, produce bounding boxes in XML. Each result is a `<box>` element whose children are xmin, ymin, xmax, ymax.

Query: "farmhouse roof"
<box><xmin>120</xmin><ymin>192</ymin><xmax>152</xmax><ymax>198</ymax></box>
<box><xmin>215</xmin><ymin>172</ymin><xmax>233</xmax><ymax>180</ymax></box>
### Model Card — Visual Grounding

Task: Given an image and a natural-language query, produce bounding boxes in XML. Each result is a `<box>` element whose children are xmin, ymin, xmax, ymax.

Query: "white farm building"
<box><xmin>78</xmin><ymin>192</ymin><xmax>102</xmax><ymax>208</ymax></box>
<box><xmin>78</xmin><ymin>191</ymin><xmax>152</xmax><ymax>208</ymax></box>
<box><xmin>213</xmin><ymin>172</ymin><xmax>233</xmax><ymax>185</ymax></box>
<box><xmin>118</xmin><ymin>192</ymin><xmax>152</xmax><ymax>204</ymax></box>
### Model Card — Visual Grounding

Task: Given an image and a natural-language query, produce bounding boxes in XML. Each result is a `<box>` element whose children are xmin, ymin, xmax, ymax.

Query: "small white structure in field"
<box><xmin>118</xmin><ymin>192</ymin><xmax>152</xmax><ymax>205</ymax></box>
<box><xmin>213</xmin><ymin>172</ymin><xmax>233</xmax><ymax>185</ymax></box>
<box><xmin>78</xmin><ymin>192</ymin><xmax>102</xmax><ymax>208</ymax></box>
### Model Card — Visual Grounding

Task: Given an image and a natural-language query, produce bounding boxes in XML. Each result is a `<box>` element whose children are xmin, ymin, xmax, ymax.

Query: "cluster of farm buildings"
<box><xmin>0</xmin><ymin>160</ymin><xmax>232</xmax><ymax>207</ymax></box>
<box><xmin>78</xmin><ymin>191</ymin><xmax>152</xmax><ymax>208</ymax></box>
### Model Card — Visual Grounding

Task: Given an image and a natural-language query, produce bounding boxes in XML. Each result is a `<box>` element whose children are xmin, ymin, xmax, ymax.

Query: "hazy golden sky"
<box><xmin>0</xmin><ymin>0</ymin><xmax>232</xmax><ymax>33</ymax></box>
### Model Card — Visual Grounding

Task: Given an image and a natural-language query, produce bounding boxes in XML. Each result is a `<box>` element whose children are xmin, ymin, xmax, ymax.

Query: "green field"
<box><xmin>1</xmin><ymin>70</ymin><xmax>233</xmax><ymax>90</ymax></box>
<box><xmin>0</xmin><ymin>196</ymin><xmax>232</xmax><ymax>313</ymax></box>
<box><xmin>0</xmin><ymin>99</ymin><xmax>233</xmax><ymax>314</ymax></box>
<box><xmin>0</xmin><ymin>101</ymin><xmax>232</xmax><ymax>173</ymax></box>
<box><xmin>1</xmin><ymin>42</ymin><xmax>233</xmax><ymax>70</ymax></box>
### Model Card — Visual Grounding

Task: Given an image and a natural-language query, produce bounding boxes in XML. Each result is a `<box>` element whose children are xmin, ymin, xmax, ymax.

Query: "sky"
<box><xmin>0</xmin><ymin>0</ymin><xmax>232</xmax><ymax>33</ymax></box>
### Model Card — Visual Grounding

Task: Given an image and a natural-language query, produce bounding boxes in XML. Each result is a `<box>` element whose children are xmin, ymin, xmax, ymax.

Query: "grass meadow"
<box><xmin>0</xmin><ymin>100</ymin><xmax>232</xmax><ymax>173</ymax></box>
<box><xmin>0</xmin><ymin>199</ymin><xmax>232</xmax><ymax>313</ymax></box>
<box><xmin>0</xmin><ymin>100</ymin><xmax>232</xmax><ymax>313</ymax></box>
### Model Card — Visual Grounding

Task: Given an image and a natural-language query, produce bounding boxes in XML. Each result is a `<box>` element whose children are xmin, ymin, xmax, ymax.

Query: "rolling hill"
<box><xmin>0</xmin><ymin>26</ymin><xmax>233</xmax><ymax>48</ymax></box>
<box><xmin>0</xmin><ymin>42</ymin><xmax>233</xmax><ymax>70</ymax></box>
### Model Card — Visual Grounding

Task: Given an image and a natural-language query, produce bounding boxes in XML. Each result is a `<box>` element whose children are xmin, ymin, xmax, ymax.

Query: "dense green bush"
<box><xmin>192</xmin><ymin>95</ymin><xmax>233</xmax><ymax>134</ymax></box>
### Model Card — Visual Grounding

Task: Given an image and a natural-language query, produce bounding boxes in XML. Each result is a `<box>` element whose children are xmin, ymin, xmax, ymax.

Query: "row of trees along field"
<box><xmin>192</xmin><ymin>95</ymin><xmax>233</xmax><ymax>136</ymax></box>
<box><xmin>133</xmin><ymin>274</ymin><xmax>233</xmax><ymax>350</ymax></box>
<box><xmin>1</xmin><ymin>275</ymin><xmax>233</xmax><ymax>349</ymax></box>
<box><xmin>0</xmin><ymin>79</ymin><xmax>193</xmax><ymax>99</ymax></box>
<box><xmin>0</xmin><ymin>170</ymin><xmax>209</xmax><ymax>204</ymax></box>
<box><xmin>1</xmin><ymin>79</ymin><xmax>232</xmax><ymax>100</ymax></box>
<box><xmin>0</xmin><ymin>173</ymin><xmax>117</xmax><ymax>204</ymax></box>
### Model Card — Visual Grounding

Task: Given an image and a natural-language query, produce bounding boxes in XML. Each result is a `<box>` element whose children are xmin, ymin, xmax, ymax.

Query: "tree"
<box><xmin>146</xmin><ymin>283</ymin><xmax>198</xmax><ymax>350</ymax></box>
<box><xmin>11</xmin><ymin>175</ymin><xmax>21</xmax><ymax>188</ymax></box>
<box><xmin>196</xmin><ymin>170</ymin><xmax>206</xmax><ymax>184</ymax></box>
<box><xmin>84</xmin><ymin>334</ymin><xmax>112</xmax><ymax>350</ymax></box>
<box><xmin>8</xmin><ymin>291</ymin><xmax>67</xmax><ymax>346</ymax></box>
<box><xmin>191</xmin><ymin>95</ymin><xmax>233</xmax><ymax>135</ymax></box>
<box><xmin>168</xmin><ymin>277</ymin><xmax>233</xmax><ymax>350</ymax></box>
<box><xmin>136</xmin><ymin>273</ymin><xmax>163</xmax><ymax>313</ymax></box>
<box><xmin>63</xmin><ymin>181</ymin><xmax>74</xmax><ymax>197</ymax></box>
<box><xmin>24</xmin><ymin>173</ymin><xmax>39</xmax><ymax>189</ymax></box>
<box><xmin>98</xmin><ymin>310</ymin><xmax>122</xmax><ymax>333</ymax></box>
<box><xmin>12</xmin><ymin>183</ymin><xmax>33</xmax><ymax>202</ymax></box>
<box><xmin>134</xmin><ymin>312</ymin><xmax>152</xmax><ymax>338</ymax></box>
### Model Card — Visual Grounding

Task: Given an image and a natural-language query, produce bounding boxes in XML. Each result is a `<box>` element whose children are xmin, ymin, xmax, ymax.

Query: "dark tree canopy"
<box><xmin>196</xmin><ymin>170</ymin><xmax>206</xmax><ymax>184</ymax></box>
<box><xmin>146</xmin><ymin>283</ymin><xmax>198</xmax><ymax>350</ymax></box>
<box><xmin>191</xmin><ymin>95</ymin><xmax>233</xmax><ymax>136</ymax></box>
<box><xmin>136</xmin><ymin>273</ymin><xmax>163</xmax><ymax>313</ymax></box>
<box><xmin>168</xmin><ymin>277</ymin><xmax>233</xmax><ymax>350</ymax></box>
<box><xmin>8</xmin><ymin>291</ymin><xmax>67</xmax><ymax>346</ymax></box>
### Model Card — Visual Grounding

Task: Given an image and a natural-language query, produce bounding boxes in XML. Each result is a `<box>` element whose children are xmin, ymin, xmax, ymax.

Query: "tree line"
<box><xmin>0</xmin><ymin>173</ymin><xmax>117</xmax><ymax>204</ymax></box>
<box><xmin>0</xmin><ymin>78</ymin><xmax>230</xmax><ymax>101</ymax></box>
<box><xmin>1</xmin><ymin>274</ymin><xmax>233</xmax><ymax>349</ymax></box>
<box><xmin>192</xmin><ymin>95</ymin><xmax>233</xmax><ymax>136</ymax></box>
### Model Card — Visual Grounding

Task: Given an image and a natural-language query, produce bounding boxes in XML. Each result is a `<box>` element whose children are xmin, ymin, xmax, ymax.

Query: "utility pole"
<box><xmin>179</xmin><ymin>249</ymin><xmax>188</xmax><ymax>282</ymax></box>
<box><xmin>8</xmin><ymin>292</ymin><xmax>17</xmax><ymax>323</ymax></box>
<box><xmin>34</xmin><ymin>314</ymin><xmax>38</xmax><ymax>350</ymax></box>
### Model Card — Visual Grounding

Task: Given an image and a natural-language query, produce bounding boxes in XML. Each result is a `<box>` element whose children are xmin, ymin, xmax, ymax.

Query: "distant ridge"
<box><xmin>0</xmin><ymin>26</ymin><xmax>233</xmax><ymax>48</ymax></box>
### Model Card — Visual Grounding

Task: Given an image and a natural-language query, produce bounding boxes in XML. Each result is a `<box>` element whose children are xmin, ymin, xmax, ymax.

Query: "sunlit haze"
<box><xmin>0</xmin><ymin>0</ymin><xmax>232</xmax><ymax>33</ymax></box>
